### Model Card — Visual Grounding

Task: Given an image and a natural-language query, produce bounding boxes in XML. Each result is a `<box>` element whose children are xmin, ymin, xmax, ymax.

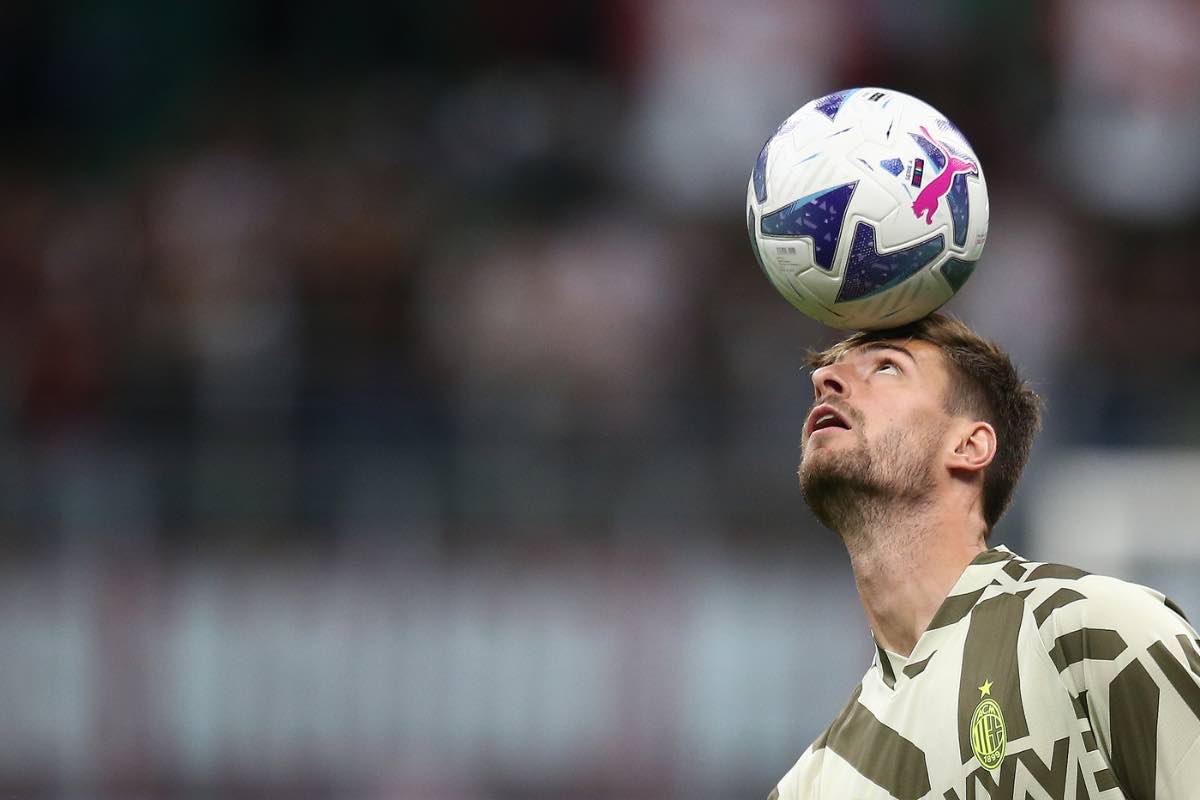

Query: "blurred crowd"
<box><xmin>3</xmin><ymin>1</ymin><xmax>1199</xmax><ymax>561</ymax></box>
<box><xmin>3</xmin><ymin>1</ymin><xmax>1200</xmax><ymax>797</ymax></box>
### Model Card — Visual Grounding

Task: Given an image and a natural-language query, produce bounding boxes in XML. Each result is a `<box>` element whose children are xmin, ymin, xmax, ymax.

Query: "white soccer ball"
<box><xmin>746</xmin><ymin>88</ymin><xmax>989</xmax><ymax>330</ymax></box>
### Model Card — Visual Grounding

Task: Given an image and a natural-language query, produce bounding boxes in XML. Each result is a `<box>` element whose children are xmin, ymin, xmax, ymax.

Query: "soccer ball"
<box><xmin>746</xmin><ymin>88</ymin><xmax>988</xmax><ymax>330</ymax></box>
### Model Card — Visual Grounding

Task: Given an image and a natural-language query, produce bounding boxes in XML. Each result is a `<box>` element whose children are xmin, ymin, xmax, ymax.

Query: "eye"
<box><xmin>876</xmin><ymin>359</ymin><xmax>900</xmax><ymax>375</ymax></box>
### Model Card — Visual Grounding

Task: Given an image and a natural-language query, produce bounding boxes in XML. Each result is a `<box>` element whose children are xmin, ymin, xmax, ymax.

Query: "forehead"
<box><xmin>838</xmin><ymin>338</ymin><xmax>949</xmax><ymax>377</ymax></box>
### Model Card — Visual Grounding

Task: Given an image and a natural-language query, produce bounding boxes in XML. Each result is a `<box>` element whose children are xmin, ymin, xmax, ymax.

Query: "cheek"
<box><xmin>864</xmin><ymin>402</ymin><xmax>916</xmax><ymax>433</ymax></box>
<box><xmin>904</xmin><ymin>409</ymin><xmax>952</xmax><ymax>452</ymax></box>
<box><xmin>892</xmin><ymin>400</ymin><xmax>944</xmax><ymax>427</ymax></box>
<box><xmin>867</xmin><ymin>406</ymin><xmax>946</xmax><ymax>448</ymax></box>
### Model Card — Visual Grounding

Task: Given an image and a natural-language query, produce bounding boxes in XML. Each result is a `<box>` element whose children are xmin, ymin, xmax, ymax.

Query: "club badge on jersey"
<box><xmin>970</xmin><ymin>679</ymin><xmax>1007</xmax><ymax>770</ymax></box>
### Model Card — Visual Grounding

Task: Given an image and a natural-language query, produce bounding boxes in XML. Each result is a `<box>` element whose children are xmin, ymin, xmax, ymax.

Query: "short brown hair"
<box><xmin>807</xmin><ymin>313</ymin><xmax>1043</xmax><ymax>532</ymax></box>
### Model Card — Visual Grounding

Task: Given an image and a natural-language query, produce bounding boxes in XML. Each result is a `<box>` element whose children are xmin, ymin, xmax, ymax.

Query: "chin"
<box><xmin>800</xmin><ymin>448</ymin><xmax>857</xmax><ymax>489</ymax></box>
<box><xmin>801</xmin><ymin>435</ymin><xmax>855</xmax><ymax>465</ymax></box>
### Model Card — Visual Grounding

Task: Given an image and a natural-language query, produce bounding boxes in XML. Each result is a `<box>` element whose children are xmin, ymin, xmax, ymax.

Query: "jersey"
<box><xmin>771</xmin><ymin>547</ymin><xmax>1200</xmax><ymax>800</ymax></box>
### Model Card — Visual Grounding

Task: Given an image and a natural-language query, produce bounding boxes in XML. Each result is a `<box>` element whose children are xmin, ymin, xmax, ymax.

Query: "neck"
<box><xmin>842</xmin><ymin>500</ymin><xmax>987</xmax><ymax>657</ymax></box>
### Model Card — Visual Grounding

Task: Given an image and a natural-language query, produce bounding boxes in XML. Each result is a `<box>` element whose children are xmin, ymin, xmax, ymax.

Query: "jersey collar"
<box><xmin>872</xmin><ymin>546</ymin><xmax>1022</xmax><ymax>689</ymax></box>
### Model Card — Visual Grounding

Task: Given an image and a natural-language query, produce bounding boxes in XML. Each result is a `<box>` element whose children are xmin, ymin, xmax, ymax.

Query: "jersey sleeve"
<box><xmin>771</xmin><ymin>742</ymin><xmax>825</xmax><ymax>800</ymax></box>
<box><xmin>1038</xmin><ymin>575</ymin><xmax>1200</xmax><ymax>799</ymax></box>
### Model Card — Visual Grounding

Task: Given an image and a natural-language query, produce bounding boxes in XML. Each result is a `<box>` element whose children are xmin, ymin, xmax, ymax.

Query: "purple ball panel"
<box><xmin>837</xmin><ymin>222</ymin><xmax>945</xmax><ymax>303</ymax></box>
<box><xmin>759</xmin><ymin>181</ymin><xmax>857</xmax><ymax>272</ymax></box>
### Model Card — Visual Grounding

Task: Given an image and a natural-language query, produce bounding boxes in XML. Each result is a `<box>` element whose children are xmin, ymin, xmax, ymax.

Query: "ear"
<box><xmin>947</xmin><ymin>420</ymin><xmax>996</xmax><ymax>474</ymax></box>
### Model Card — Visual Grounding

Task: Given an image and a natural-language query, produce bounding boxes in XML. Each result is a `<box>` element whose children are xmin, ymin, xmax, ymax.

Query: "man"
<box><xmin>772</xmin><ymin>313</ymin><xmax>1200</xmax><ymax>800</ymax></box>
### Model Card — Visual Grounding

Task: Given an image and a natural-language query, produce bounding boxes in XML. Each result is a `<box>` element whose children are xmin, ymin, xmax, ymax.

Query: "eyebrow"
<box><xmin>856</xmin><ymin>341</ymin><xmax>917</xmax><ymax>365</ymax></box>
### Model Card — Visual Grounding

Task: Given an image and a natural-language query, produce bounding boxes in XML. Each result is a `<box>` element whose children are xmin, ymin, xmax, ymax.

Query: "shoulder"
<box><xmin>771</xmin><ymin>742</ymin><xmax>821</xmax><ymax>800</ymax></box>
<box><xmin>1009</xmin><ymin>556</ymin><xmax>1196</xmax><ymax>654</ymax></box>
<box><xmin>771</xmin><ymin>683</ymin><xmax>864</xmax><ymax>800</ymax></box>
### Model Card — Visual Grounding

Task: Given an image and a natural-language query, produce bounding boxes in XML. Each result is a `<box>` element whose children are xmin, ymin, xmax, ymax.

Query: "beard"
<box><xmin>798</xmin><ymin>419</ymin><xmax>943</xmax><ymax>543</ymax></box>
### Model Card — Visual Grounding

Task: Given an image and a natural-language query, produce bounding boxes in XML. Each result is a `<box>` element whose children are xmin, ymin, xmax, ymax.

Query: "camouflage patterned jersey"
<box><xmin>771</xmin><ymin>547</ymin><xmax>1200</xmax><ymax>799</ymax></box>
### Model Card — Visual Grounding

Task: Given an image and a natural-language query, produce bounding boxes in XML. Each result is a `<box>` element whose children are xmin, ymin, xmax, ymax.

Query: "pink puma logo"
<box><xmin>911</xmin><ymin>126</ymin><xmax>977</xmax><ymax>224</ymax></box>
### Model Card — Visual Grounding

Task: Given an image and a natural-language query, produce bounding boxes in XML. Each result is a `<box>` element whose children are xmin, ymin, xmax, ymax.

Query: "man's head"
<box><xmin>798</xmin><ymin>313</ymin><xmax>1042</xmax><ymax>537</ymax></box>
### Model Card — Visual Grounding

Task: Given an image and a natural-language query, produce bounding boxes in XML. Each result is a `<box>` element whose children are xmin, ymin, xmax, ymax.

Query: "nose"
<box><xmin>810</xmin><ymin>362</ymin><xmax>849</xmax><ymax>401</ymax></box>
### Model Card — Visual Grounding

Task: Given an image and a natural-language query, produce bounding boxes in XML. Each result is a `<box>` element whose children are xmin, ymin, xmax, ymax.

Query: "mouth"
<box><xmin>805</xmin><ymin>403</ymin><xmax>853</xmax><ymax>438</ymax></box>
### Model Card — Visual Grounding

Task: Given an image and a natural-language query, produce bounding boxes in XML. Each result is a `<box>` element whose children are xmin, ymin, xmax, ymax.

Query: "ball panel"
<box><xmin>939</xmin><ymin>257</ymin><xmax>977</xmax><ymax>293</ymax></box>
<box><xmin>812</xmin><ymin>89</ymin><xmax>857</xmax><ymax>120</ymax></box>
<box><xmin>758</xmin><ymin>181</ymin><xmax>857</xmax><ymax>272</ymax></box>
<box><xmin>835</xmin><ymin>270</ymin><xmax>954</xmax><ymax>331</ymax></box>
<box><xmin>835</xmin><ymin>223</ymin><xmax>945</xmax><ymax>303</ymax></box>
<box><xmin>782</xmin><ymin>272</ymin><xmax>844</xmax><ymax>325</ymax></box>
<box><xmin>752</xmin><ymin>140</ymin><xmax>770</xmax><ymax>204</ymax></box>
<box><xmin>746</xmin><ymin>204</ymin><xmax>771</xmax><ymax>280</ymax></box>
<box><xmin>947</xmin><ymin>173</ymin><xmax>973</xmax><ymax>248</ymax></box>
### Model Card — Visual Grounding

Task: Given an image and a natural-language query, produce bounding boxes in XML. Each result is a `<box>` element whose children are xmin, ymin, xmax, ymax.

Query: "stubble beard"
<box><xmin>798</xmin><ymin>423</ymin><xmax>942</xmax><ymax>553</ymax></box>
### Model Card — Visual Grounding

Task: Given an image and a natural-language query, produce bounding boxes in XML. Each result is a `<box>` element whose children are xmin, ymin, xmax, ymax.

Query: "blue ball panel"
<box><xmin>947</xmin><ymin>173</ymin><xmax>971</xmax><ymax>248</ymax></box>
<box><xmin>909</xmin><ymin>131</ymin><xmax>947</xmax><ymax>171</ymax></box>
<box><xmin>940</xmin><ymin>257</ymin><xmax>976</xmax><ymax>292</ymax></box>
<box><xmin>752</xmin><ymin>139</ymin><xmax>770</xmax><ymax>204</ymax></box>
<box><xmin>759</xmin><ymin>181</ymin><xmax>857</xmax><ymax>272</ymax></box>
<box><xmin>837</xmin><ymin>222</ymin><xmax>945</xmax><ymax>303</ymax></box>
<box><xmin>813</xmin><ymin>89</ymin><xmax>856</xmax><ymax>121</ymax></box>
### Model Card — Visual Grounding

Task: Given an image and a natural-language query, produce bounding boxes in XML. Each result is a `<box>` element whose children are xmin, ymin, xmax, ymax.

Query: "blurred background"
<box><xmin>2</xmin><ymin>1</ymin><xmax>1199</xmax><ymax>797</ymax></box>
